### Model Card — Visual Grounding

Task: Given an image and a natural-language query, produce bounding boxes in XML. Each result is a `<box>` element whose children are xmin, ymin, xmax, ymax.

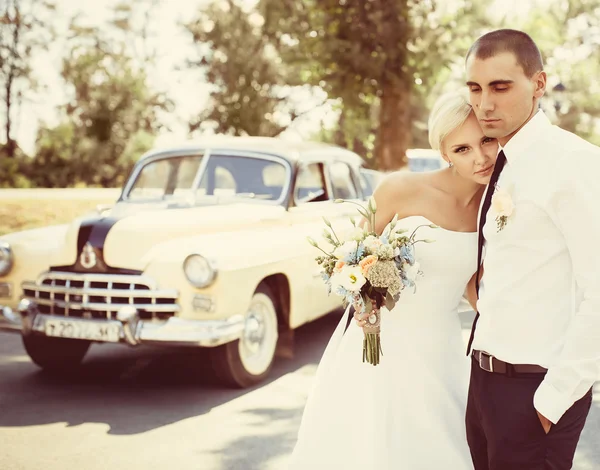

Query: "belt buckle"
<box><xmin>478</xmin><ymin>351</ymin><xmax>494</xmax><ymax>373</ymax></box>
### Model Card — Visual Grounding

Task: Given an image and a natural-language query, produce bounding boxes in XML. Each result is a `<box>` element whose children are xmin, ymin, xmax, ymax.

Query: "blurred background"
<box><xmin>1</xmin><ymin>0</ymin><xmax>599</xmax><ymax>232</ymax></box>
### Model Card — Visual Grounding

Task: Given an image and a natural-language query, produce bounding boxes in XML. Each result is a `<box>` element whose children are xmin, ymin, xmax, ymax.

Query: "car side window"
<box><xmin>295</xmin><ymin>163</ymin><xmax>327</xmax><ymax>204</ymax></box>
<box><xmin>328</xmin><ymin>162</ymin><xmax>358</xmax><ymax>200</ymax></box>
<box><xmin>358</xmin><ymin>171</ymin><xmax>373</xmax><ymax>197</ymax></box>
<box><xmin>358</xmin><ymin>169</ymin><xmax>382</xmax><ymax>198</ymax></box>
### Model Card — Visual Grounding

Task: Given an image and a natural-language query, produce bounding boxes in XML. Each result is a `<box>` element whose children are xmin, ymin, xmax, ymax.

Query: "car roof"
<box><xmin>406</xmin><ymin>148</ymin><xmax>443</xmax><ymax>159</ymax></box>
<box><xmin>139</xmin><ymin>135</ymin><xmax>365</xmax><ymax>166</ymax></box>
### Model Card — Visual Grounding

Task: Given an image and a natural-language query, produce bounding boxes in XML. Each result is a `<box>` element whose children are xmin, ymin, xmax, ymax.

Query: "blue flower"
<box><xmin>343</xmin><ymin>243</ymin><xmax>365</xmax><ymax>264</ymax></box>
<box><xmin>400</xmin><ymin>245</ymin><xmax>415</xmax><ymax>265</ymax></box>
<box><xmin>335</xmin><ymin>285</ymin><xmax>349</xmax><ymax>298</ymax></box>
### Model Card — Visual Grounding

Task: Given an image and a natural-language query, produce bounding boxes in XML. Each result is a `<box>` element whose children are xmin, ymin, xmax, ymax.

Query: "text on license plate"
<box><xmin>45</xmin><ymin>318</ymin><xmax>121</xmax><ymax>342</ymax></box>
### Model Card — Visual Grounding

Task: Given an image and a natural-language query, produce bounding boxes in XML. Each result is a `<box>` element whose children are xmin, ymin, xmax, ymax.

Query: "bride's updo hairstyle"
<box><xmin>427</xmin><ymin>91</ymin><xmax>473</xmax><ymax>153</ymax></box>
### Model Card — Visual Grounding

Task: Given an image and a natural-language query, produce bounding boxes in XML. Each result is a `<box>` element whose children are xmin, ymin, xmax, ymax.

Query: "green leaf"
<box><xmin>385</xmin><ymin>292</ymin><xmax>396</xmax><ymax>311</ymax></box>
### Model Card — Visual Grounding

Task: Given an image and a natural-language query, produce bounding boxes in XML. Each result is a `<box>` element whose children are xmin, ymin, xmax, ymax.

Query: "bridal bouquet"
<box><xmin>307</xmin><ymin>197</ymin><xmax>434</xmax><ymax>366</ymax></box>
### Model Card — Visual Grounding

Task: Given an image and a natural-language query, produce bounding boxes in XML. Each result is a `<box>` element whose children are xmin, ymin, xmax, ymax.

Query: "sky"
<box><xmin>10</xmin><ymin>0</ymin><xmax>542</xmax><ymax>155</ymax></box>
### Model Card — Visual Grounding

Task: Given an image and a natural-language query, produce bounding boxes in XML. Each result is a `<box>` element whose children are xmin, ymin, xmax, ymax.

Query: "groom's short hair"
<box><xmin>466</xmin><ymin>29</ymin><xmax>543</xmax><ymax>78</ymax></box>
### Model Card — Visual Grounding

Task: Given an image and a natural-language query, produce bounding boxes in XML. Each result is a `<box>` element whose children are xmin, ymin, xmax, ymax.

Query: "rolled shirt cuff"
<box><xmin>533</xmin><ymin>380</ymin><xmax>574</xmax><ymax>424</ymax></box>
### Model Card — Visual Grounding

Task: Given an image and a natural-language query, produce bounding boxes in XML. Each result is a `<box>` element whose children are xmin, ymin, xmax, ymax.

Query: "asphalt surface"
<box><xmin>0</xmin><ymin>311</ymin><xmax>598</xmax><ymax>470</ymax></box>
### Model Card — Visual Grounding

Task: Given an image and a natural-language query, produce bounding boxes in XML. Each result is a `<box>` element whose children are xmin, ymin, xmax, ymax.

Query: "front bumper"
<box><xmin>0</xmin><ymin>306</ymin><xmax>22</xmax><ymax>332</ymax></box>
<box><xmin>2</xmin><ymin>299</ymin><xmax>245</xmax><ymax>347</ymax></box>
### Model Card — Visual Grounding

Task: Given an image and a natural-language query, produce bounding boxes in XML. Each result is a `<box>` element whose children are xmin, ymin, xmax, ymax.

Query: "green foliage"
<box><xmin>0</xmin><ymin>144</ymin><xmax>33</xmax><ymax>188</ymax></box>
<box><xmin>26</xmin><ymin>1</ymin><xmax>170</xmax><ymax>187</ymax></box>
<box><xmin>183</xmin><ymin>0</ymin><xmax>318</xmax><ymax>137</ymax></box>
<box><xmin>0</xmin><ymin>0</ymin><xmax>56</xmax><ymax>156</ymax></box>
<box><xmin>518</xmin><ymin>0</ymin><xmax>600</xmax><ymax>145</ymax></box>
<box><xmin>257</xmin><ymin>0</ymin><xmax>493</xmax><ymax>169</ymax></box>
<box><xmin>4</xmin><ymin>0</ymin><xmax>600</xmax><ymax>188</ymax></box>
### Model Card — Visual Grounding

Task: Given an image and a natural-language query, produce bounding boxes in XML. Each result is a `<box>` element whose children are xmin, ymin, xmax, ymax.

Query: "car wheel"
<box><xmin>211</xmin><ymin>284</ymin><xmax>279</xmax><ymax>388</ymax></box>
<box><xmin>22</xmin><ymin>335</ymin><xmax>91</xmax><ymax>371</ymax></box>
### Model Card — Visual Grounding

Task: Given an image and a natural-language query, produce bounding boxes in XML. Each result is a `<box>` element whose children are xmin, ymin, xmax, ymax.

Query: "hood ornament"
<box><xmin>80</xmin><ymin>242</ymin><xmax>97</xmax><ymax>269</ymax></box>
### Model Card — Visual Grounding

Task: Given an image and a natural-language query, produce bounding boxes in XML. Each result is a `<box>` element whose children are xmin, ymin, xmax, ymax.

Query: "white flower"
<box><xmin>349</xmin><ymin>226</ymin><xmax>365</xmax><ymax>241</ymax></box>
<box><xmin>491</xmin><ymin>187</ymin><xmax>514</xmax><ymax>218</ymax></box>
<box><xmin>403</xmin><ymin>261</ymin><xmax>421</xmax><ymax>282</ymax></box>
<box><xmin>375</xmin><ymin>243</ymin><xmax>394</xmax><ymax>259</ymax></box>
<box><xmin>333</xmin><ymin>240</ymin><xmax>358</xmax><ymax>260</ymax></box>
<box><xmin>331</xmin><ymin>265</ymin><xmax>367</xmax><ymax>292</ymax></box>
<box><xmin>368</xmin><ymin>196</ymin><xmax>377</xmax><ymax>212</ymax></box>
<box><xmin>363</xmin><ymin>235</ymin><xmax>383</xmax><ymax>253</ymax></box>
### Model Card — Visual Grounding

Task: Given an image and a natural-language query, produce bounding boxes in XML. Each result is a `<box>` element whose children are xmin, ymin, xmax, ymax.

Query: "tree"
<box><xmin>521</xmin><ymin>0</ymin><xmax>600</xmax><ymax>145</ymax></box>
<box><xmin>29</xmin><ymin>2</ymin><xmax>171</xmax><ymax>187</ymax></box>
<box><xmin>183</xmin><ymin>0</ymin><xmax>326</xmax><ymax>138</ymax></box>
<box><xmin>0</xmin><ymin>0</ymin><xmax>55</xmax><ymax>157</ymax></box>
<box><xmin>259</xmin><ymin>0</ymin><xmax>491</xmax><ymax>169</ymax></box>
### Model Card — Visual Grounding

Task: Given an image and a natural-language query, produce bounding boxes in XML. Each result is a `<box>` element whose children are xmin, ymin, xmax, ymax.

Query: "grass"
<box><xmin>0</xmin><ymin>199</ymin><xmax>115</xmax><ymax>236</ymax></box>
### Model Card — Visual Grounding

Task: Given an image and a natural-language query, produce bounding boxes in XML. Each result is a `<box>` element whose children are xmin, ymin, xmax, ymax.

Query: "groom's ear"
<box><xmin>533</xmin><ymin>71</ymin><xmax>547</xmax><ymax>99</ymax></box>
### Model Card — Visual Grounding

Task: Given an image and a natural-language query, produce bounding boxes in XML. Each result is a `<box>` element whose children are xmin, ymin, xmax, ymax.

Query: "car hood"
<box><xmin>55</xmin><ymin>203</ymin><xmax>288</xmax><ymax>271</ymax></box>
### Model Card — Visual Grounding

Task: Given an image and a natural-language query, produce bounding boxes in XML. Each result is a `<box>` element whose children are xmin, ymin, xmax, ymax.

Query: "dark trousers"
<box><xmin>466</xmin><ymin>356</ymin><xmax>592</xmax><ymax>470</ymax></box>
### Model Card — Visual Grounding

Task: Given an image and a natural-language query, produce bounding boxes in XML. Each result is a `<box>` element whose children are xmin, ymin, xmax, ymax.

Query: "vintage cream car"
<box><xmin>0</xmin><ymin>137</ymin><xmax>381</xmax><ymax>387</ymax></box>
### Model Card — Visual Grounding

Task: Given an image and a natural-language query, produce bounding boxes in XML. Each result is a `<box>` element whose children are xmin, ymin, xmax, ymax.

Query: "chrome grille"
<box><xmin>22</xmin><ymin>272</ymin><xmax>179</xmax><ymax>321</ymax></box>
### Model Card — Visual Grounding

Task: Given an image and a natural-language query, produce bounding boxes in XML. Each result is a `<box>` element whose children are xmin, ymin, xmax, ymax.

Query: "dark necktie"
<box><xmin>465</xmin><ymin>150</ymin><xmax>507</xmax><ymax>356</ymax></box>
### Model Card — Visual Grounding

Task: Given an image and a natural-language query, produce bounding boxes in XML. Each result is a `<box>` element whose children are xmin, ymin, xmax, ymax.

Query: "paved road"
<box><xmin>0</xmin><ymin>312</ymin><xmax>598</xmax><ymax>470</ymax></box>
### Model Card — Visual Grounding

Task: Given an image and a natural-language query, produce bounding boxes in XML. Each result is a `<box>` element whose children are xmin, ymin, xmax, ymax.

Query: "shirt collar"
<box><xmin>500</xmin><ymin>109</ymin><xmax>552</xmax><ymax>165</ymax></box>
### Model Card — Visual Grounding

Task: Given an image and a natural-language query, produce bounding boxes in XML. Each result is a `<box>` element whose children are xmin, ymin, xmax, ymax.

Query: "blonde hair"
<box><xmin>427</xmin><ymin>90</ymin><xmax>473</xmax><ymax>152</ymax></box>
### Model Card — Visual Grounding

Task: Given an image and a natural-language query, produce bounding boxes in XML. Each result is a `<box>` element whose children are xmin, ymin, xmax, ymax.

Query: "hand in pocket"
<box><xmin>536</xmin><ymin>410</ymin><xmax>552</xmax><ymax>434</ymax></box>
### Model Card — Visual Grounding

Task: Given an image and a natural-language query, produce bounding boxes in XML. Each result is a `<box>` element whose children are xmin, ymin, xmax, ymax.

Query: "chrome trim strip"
<box><xmin>22</xmin><ymin>283</ymin><xmax>177</xmax><ymax>299</ymax></box>
<box><xmin>25</xmin><ymin>297</ymin><xmax>180</xmax><ymax>313</ymax></box>
<box><xmin>33</xmin><ymin>272</ymin><xmax>159</xmax><ymax>289</ymax></box>
<box><xmin>191</xmin><ymin>148</ymin><xmax>211</xmax><ymax>192</ymax></box>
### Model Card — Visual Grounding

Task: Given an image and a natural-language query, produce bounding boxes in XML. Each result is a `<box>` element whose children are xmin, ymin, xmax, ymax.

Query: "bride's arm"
<box><xmin>354</xmin><ymin>172</ymin><xmax>419</xmax><ymax>325</ymax></box>
<box><xmin>464</xmin><ymin>267</ymin><xmax>483</xmax><ymax>311</ymax></box>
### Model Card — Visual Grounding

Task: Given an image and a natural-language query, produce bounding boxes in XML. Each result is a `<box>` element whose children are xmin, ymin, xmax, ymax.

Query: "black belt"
<box><xmin>472</xmin><ymin>350</ymin><xmax>547</xmax><ymax>375</ymax></box>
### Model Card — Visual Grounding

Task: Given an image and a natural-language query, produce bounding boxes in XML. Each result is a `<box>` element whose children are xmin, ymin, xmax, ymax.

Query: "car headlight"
<box><xmin>183</xmin><ymin>254</ymin><xmax>217</xmax><ymax>288</ymax></box>
<box><xmin>0</xmin><ymin>242</ymin><xmax>13</xmax><ymax>276</ymax></box>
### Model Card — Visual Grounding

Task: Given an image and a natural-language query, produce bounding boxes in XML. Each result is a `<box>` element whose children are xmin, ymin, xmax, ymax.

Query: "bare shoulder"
<box><xmin>372</xmin><ymin>171</ymin><xmax>431</xmax><ymax>220</ymax></box>
<box><xmin>374</xmin><ymin>171</ymin><xmax>429</xmax><ymax>201</ymax></box>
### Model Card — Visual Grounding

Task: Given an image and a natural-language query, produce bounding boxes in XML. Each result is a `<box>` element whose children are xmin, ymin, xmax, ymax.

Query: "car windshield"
<box><xmin>126</xmin><ymin>153</ymin><xmax>288</xmax><ymax>203</ymax></box>
<box><xmin>127</xmin><ymin>155</ymin><xmax>204</xmax><ymax>201</ymax></box>
<box><xmin>197</xmin><ymin>154</ymin><xmax>288</xmax><ymax>201</ymax></box>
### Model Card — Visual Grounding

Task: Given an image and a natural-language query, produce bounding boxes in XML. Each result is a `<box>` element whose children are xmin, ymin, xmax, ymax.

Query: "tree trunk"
<box><xmin>334</xmin><ymin>106</ymin><xmax>347</xmax><ymax>147</ymax></box>
<box><xmin>374</xmin><ymin>76</ymin><xmax>411</xmax><ymax>171</ymax></box>
<box><xmin>4</xmin><ymin>74</ymin><xmax>15</xmax><ymax>157</ymax></box>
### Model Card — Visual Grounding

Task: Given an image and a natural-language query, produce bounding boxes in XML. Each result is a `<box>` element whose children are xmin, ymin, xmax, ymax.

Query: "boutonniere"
<box><xmin>490</xmin><ymin>185</ymin><xmax>514</xmax><ymax>232</ymax></box>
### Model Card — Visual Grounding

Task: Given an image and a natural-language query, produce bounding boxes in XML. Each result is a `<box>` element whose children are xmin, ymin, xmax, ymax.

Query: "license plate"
<box><xmin>45</xmin><ymin>318</ymin><xmax>121</xmax><ymax>342</ymax></box>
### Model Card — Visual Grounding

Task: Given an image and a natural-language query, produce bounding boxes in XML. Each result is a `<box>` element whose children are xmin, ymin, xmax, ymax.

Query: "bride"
<box><xmin>288</xmin><ymin>90</ymin><xmax>499</xmax><ymax>469</ymax></box>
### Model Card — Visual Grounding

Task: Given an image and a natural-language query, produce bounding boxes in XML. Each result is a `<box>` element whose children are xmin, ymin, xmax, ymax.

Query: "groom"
<box><xmin>464</xmin><ymin>29</ymin><xmax>600</xmax><ymax>469</ymax></box>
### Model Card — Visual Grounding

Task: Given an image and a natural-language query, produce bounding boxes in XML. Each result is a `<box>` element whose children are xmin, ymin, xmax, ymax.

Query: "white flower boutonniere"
<box><xmin>490</xmin><ymin>186</ymin><xmax>514</xmax><ymax>232</ymax></box>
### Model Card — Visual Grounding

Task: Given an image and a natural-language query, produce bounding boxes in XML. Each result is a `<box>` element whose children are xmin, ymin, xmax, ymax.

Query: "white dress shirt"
<box><xmin>474</xmin><ymin>110</ymin><xmax>600</xmax><ymax>423</ymax></box>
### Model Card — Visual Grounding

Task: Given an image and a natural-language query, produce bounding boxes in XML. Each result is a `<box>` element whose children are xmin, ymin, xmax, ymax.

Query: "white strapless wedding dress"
<box><xmin>289</xmin><ymin>216</ymin><xmax>477</xmax><ymax>470</ymax></box>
